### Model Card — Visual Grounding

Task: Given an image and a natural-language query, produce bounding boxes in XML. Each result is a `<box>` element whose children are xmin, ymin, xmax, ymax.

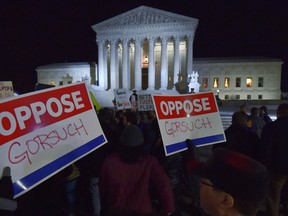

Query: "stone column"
<box><xmin>116</xmin><ymin>43</ymin><xmax>120</xmax><ymax>89</ymax></box>
<box><xmin>186</xmin><ymin>35</ymin><xmax>193</xmax><ymax>75</ymax></box>
<box><xmin>97</xmin><ymin>39</ymin><xmax>105</xmax><ymax>90</ymax></box>
<box><xmin>134</xmin><ymin>38</ymin><xmax>142</xmax><ymax>90</ymax></box>
<box><xmin>173</xmin><ymin>36</ymin><xmax>180</xmax><ymax>89</ymax></box>
<box><xmin>110</xmin><ymin>39</ymin><xmax>118</xmax><ymax>89</ymax></box>
<box><xmin>122</xmin><ymin>38</ymin><xmax>129</xmax><ymax>89</ymax></box>
<box><xmin>103</xmin><ymin>44</ymin><xmax>108</xmax><ymax>90</ymax></box>
<box><xmin>160</xmin><ymin>36</ymin><xmax>168</xmax><ymax>90</ymax></box>
<box><xmin>147</xmin><ymin>37</ymin><xmax>155</xmax><ymax>90</ymax></box>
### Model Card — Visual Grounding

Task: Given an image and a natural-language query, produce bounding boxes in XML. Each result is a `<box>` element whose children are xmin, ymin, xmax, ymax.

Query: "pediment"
<box><xmin>92</xmin><ymin>6</ymin><xmax>198</xmax><ymax>30</ymax></box>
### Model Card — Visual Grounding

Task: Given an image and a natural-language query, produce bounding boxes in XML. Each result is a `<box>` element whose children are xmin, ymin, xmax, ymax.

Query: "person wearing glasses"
<box><xmin>186</xmin><ymin>148</ymin><xmax>269</xmax><ymax>216</ymax></box>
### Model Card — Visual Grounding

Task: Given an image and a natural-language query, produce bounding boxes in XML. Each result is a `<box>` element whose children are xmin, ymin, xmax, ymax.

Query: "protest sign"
<box><xmin>152</xmin><ymin>92</ymin><xmax>225</xmax><ymax>156</ymax></box>
<box><xmin>89</xmin><ymin>91</ymin><xmax>102</xmax><ymax>111</ymax></box>
<box><xmin>0</xmin><ymin>82</ymin><xmax>107</xmax><ymax>198</ymax></box>
<box><xmin>138</xmin><ymin>94</ymin><xmax>154</xmax><ymax>111</ymax></box>
<box><xmin>114</xmin><ymin>89</ymin><xmax>131</xmax><ymax>110</ymax></box>
<box><xmin>0</xmin><ymin>81</ymin><xmax>14</xmax><ymax>100</ymax></box>
<box><xmin>35</xmin><ymin>83</ymin><xmax>55</xmax><ymax>91</ymax></box>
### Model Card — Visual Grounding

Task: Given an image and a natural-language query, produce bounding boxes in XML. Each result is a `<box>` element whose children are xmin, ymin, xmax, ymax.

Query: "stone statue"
<box><xmin>188</xmin><ymin>71</ymin><xmax>200</xmax><ymax>93</ymax></box>
<box><xmin>62</xmin><ymin>74</ymin><xmax>73</xmax><ymax>85</ymax></box>
<box><xmin>82</xmin><ymin>74</ymin><xmax>91</xmax><ymax>85</ymax></box>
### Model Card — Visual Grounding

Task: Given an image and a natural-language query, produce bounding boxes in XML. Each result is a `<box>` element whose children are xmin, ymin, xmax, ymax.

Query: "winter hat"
<box><xmin>120</xmin><ymin>125</ymin><xmax>144</xmax><ymax>147</ymax></box>
<box><xmin>191</xmin><ymin>148</ymin><xmax>269</xmax><ymax>202</ymax></box>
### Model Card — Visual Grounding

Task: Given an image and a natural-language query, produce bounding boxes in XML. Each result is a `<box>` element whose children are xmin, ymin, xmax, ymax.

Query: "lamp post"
<box><xmin>216</xmin><ymin>89</ymin><xmax>222</xmax><ymax>106</ymax></box>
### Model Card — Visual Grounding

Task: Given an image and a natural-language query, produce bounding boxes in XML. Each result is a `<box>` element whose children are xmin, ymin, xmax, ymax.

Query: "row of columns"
<box><xmin>97</xmin><ymin>35</ymin><xmax>194</xmax><ymax>90</ymax></box>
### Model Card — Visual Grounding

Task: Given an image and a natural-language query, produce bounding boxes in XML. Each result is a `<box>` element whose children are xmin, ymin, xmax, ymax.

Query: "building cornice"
<box><xmin>92</xmin><ymin>5</ymin><xmax>198</xmax><ymax>41</ymax></box>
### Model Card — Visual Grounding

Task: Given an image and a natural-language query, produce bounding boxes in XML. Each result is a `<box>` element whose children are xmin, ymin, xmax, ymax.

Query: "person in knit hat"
<box><xmin>99</xmin><ymin>124</ymin><xmax>175</xmax><ymax>215</ymax></box>
<box><xmin>186</xmin><ymin>148</ymin><xmax>269</xmax><ymax>216</ymax></box>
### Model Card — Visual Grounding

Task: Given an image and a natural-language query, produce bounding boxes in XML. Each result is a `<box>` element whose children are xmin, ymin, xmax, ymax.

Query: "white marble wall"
<box><xmin>36</xmin><ymin>62</ymin><xmax>97</xmax><ymax>87</ymax></box>
<box><xmin>194</xmin><ymin>58</ymin><xmax>283</xmax><ymax>100</ymax></box>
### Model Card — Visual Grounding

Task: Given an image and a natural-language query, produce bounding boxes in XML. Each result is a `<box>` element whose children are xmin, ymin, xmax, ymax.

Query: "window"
<box><xmin>236</xmin><ymin>95</ymin><xmax>240</xmax><ymax>100</ymax></box>
<box><xmin>258</xmin><ymin>95</ymin><xmax>263</xmax><ymax>99</ymax></box>
<box><xmin>258</xmin><ymin>77</ymin><xmax>264</xmax><ymax>87</ymax></box>
<box><xmin>202</xmin><ymin>78</ymin><xmax>208</xmax><ymax>88</ymax></box>
<box><xmin>213</xmin><ymin>78</ymin><xmax>219</xmax><ymax>88</ymax></box>
<box><xmin>246</xmin><ymin>77</ymin><xmax>253</xmax><ymax>87</ymax></box>
<box><xmin>236</xmin><ymin>77</ymin><xmax>241</xmax><ymax>87</ymax></box>
<box><xmin>224</xmin><ymin>78</ymin><xmax>230</xmax><ymax>88</ymax></box>
<box><xmin>225</xmin><ymin>95</ymin><xmax>229</xmax><ymax>100</ymax></box>
<box><xmin>247</xmin><ymin>95</ymin><xmax>251</xmax><ymax>100</ymax></box>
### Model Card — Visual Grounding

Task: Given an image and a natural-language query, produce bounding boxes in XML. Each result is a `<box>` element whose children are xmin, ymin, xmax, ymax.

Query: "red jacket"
<box><xmin>99</xmin><ymin>153</ymin><xmax>175</xmax><ymax>215</ymax></box>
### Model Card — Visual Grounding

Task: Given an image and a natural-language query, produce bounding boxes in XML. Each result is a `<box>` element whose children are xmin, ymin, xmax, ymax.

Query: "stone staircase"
<box><xmin>220</xmin><ymin>115</ymin><xmax>232</xmax><ymax>130</ymax></box>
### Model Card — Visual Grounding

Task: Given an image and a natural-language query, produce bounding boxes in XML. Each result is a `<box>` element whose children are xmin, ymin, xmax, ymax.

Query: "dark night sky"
<box><xmin>1</xmin><ymin>0</ymin><xmax>288</xmax><ymax>94</ymax></box>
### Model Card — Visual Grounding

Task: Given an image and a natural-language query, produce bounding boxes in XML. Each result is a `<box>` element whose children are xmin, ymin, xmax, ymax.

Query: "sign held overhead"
<box><xmin>0</xmin><ymin>82</ymin><xmax>107</xmax><ymax>198</ymax></box>
<box><xmin>152</xmin><ymin>92</ymin><xmax>226</xmax><ymax>156</ymax></box>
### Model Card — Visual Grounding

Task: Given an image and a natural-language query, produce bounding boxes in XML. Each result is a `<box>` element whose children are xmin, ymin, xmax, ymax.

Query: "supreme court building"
<box><xmin>36</xmin><ymin>6</ymin><xmax>283</xmax><ymax>107</ymax></box>
<box><xmin>91</xmin><ymin>5</ymin><xmax>198</xmax><ymax>92</ymax></box>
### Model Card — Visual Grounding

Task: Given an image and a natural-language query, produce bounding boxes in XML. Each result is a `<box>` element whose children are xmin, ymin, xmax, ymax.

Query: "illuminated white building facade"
<box><xmin>194</xmin><ymin>57</ymin><xmax>283</xmax><ymax>100</ymax></box>
<box><xmin>36</xmin><ymin>6</ymin><xmax>283</xmax><ymax>106</ymax></box>
<box><xmin>36</xmin><ymin>62</ymin><xmax>97</xmax><ymax>87</ymax></box>
<box><xmin>91</xmin><ymin>5</ymin><xmax>198</xmax><ymax>92</ymax></box>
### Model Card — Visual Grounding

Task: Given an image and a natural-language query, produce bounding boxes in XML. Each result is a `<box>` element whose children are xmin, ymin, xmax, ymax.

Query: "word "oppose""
<box><xmin>160</xmin><ymin>97</ymin><xmax>211</xmax><ymax>116</ymax></box>
<box><xmin>0</xmin><ymin>91</ymin><xmax>84</xmax><ymax>136</ymax></box>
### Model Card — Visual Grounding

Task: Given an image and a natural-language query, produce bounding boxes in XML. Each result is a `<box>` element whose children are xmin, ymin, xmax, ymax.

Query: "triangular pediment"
<box><xmin>93</xmin><ymin>6</ymin><xmax>197</xmax><ymax>30</ymax></box>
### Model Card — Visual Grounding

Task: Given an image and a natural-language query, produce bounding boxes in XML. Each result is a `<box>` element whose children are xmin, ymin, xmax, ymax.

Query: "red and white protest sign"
<box><xmin>152</xmin><ymin>92</ymin><xmax>225</xmax><ymax>156</ymax></box>
<box><xmin>0</xmin><ymin>82</ymin><xmax>107</xmax><ymax>197</ymax></box>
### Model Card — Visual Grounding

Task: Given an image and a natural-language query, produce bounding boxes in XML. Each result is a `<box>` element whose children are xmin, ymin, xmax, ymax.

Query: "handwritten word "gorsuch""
<box><xmin>165</xmin><ymin>117</ymin><xmax>212</xmax><ymax>137</ymax></box>
<box><xmin>8</xmin><ymin>118</ymin><xmax>88</xmax><ymax>165</ymax></box>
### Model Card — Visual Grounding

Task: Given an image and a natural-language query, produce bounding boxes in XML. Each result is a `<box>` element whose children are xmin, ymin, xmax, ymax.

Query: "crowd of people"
<box><xmin>213</xmin><ymin>103</ymin><xmax>288</xmax><ymax>216</ymax></box>
<box><xmin>1</xmin><ymin>102</ymin><xmax>288</xmax><ymax>216</ymax></box>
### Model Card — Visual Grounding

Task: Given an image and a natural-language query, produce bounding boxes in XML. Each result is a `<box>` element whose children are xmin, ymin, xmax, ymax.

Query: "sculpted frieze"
<box><xmin>105</xmin><ymin>10</ymin><xmax>183</xmax><ymax>27</ymax></box>
<box><xmin>92</xmin><ymin>6</ymin><xmax>198</xmax><ymax>37</ymax></box>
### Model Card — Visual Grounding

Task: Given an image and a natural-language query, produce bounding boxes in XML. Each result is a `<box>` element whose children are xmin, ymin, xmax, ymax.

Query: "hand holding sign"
<box><xmin>0</xmin><ymin>82</ymin><xmax>107</xmax><ymax>198</ymax></box>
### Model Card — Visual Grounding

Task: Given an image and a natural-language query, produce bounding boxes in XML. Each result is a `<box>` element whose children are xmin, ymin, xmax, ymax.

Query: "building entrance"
<box><xmin>142</xmin><ymin>68</ymin><xmax>148</xmax><ymax>90</ymax></box>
